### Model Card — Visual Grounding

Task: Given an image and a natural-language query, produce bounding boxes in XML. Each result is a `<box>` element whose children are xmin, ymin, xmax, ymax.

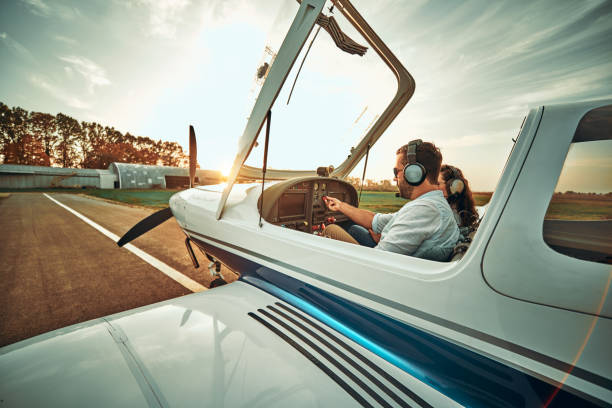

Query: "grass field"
<box><xmin>0</xmin><ymin>188</ymin><xmax>177</xmax><ymax>208</ymax></box>
<box><xmin>83</xmin><ymin>189</ymin><xmax>177</xmax><ymax>208</ymax></box>
<box><xmin>84</xmin><ymin>190</ymin><xmax>496</xmax><ymax>213</ymax></box>
<box><xmin>358</xmin><ymin>191</ymin><xmax>493</xmax><ymax>213</ymax></box>
<box><xmin>357</xmin><ymin>191</ymin><xmax>408</xmax><ymax>213</ymax></box>
<box><xmin>545</xmin><ymin>197</ymin><xmax>612</xmax><ymax>220</ymax></box>
<box><xmin>359</xmin><ymin>191</ymin><xmax>612</xmax><ymax>220</ymax></box>
<box><xmin>2</xmin><ymin>188</ymin><xmax>609</xmax><ymax>220</ymax></box>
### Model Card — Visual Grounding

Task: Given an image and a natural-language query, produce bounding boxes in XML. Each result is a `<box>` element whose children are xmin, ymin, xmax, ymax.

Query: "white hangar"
<box><xmin>0</xmin><ymin>163</ymin><xmax>222</xmax><ymax>189</ymax></box>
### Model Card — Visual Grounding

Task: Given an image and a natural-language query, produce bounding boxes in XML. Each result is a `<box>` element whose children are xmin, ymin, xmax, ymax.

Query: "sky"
<box><xmin>1</xmin><ymin>0</ymin><xmax>611</xmax><ymax>192</ymax></box>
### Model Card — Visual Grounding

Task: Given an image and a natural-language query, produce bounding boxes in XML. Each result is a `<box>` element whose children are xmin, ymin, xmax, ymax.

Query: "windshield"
<box><xmin>241</xmin><ymin>0</ymin><xmax>396</xmax><ymax>172</ymax></box>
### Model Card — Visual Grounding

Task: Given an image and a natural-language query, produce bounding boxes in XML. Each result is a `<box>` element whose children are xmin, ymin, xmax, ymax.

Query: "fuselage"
<box><xmin>166</xmin><ymin>100</ymin><xmax>612</xmax><ymax>407</ymax></box>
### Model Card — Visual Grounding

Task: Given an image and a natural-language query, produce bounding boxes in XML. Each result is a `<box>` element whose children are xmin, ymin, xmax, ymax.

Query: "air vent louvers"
<box><xmin>249</xmin><ymin>302</ymin><xmax>432</xmax><ymax>408</ymax></box>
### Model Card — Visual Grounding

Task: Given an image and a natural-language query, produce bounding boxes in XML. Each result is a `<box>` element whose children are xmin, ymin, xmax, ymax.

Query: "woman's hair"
<box><xmin>440</xmin><ymin>165</ymin><xmax>478</xmax><ymax>228</ymax></box>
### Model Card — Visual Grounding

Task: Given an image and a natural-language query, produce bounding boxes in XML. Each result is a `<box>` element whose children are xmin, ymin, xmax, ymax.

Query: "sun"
<box><xmin>220</xmin><ymin>160</ymin><xmax>234</xmax><ymax>178</ymax></box>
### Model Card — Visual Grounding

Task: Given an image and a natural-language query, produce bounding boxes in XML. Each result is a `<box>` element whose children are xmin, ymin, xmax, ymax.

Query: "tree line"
<box><xmin>0</xmin><ymin>102</ymin><xmax>189</xmax><ymax>169</ymax></box>
<box><xmin>346</xmin><ymin>176</ymin><xmax>397</xmax><ymax>192</ymax></box>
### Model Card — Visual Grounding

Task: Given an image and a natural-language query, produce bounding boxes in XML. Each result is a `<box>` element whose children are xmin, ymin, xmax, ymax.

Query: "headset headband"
<box><xmin>406</xmin><ymin>139</ymin><xmax>422</xmax><ymax>164</ymax></box>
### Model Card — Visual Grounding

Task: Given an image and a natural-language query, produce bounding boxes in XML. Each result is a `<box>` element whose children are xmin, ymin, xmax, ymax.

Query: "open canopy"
<box><xmin>217</xmin><ymin>0</ymin><xmax>415</xmax><ymax>219</ymax></box>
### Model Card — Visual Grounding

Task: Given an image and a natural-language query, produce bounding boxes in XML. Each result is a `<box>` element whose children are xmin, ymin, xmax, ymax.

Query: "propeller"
<box><xmin>189</xmin><ymin>125</ymin><xmax>197</xmax><ymax>188</ymax></box>
<box><xmin>117</xmin><ymin>125</ymin><xmax>197</xmax><ymax>247</ymax></box>
<box><xmin>116</xmin><ymin>124</ymin><xmax>229</xmax><ymax>288</ymax></box>
<box><xmin>117</xmin><ymin>207</ymin><xmax>173</xmax><ymax>247</ymax></box>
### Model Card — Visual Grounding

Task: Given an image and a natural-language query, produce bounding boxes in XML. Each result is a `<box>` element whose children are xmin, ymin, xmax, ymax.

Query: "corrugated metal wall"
<box><xmin>112</xmin><ymin>163</ymin><xmax>221</xmax><ymax>189</ymax></box>
<box><xmin>0</xmin><ymin>174</ymin><xmax>101</xmax><ymax>188</ymax></box>
<box><xmin>0</xmin><ymin>165</ymin><xmax>111</xmax><ymax>189</ymax></box>
<box><xmin>0</xmin><ymin>163</ymin><xmax>221</xmax><ymax>189</ymax></box>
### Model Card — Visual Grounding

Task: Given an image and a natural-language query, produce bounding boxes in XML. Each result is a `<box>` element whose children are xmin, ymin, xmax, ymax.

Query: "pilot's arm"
<box><xmin>323</xmin><ymin>196</ymin><xmax>375</xmax><ymax>229</ymax></box>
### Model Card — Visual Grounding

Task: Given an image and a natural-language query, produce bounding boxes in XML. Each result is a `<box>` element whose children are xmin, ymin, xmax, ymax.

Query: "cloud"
<box><xmin>438</xmin><ymin>131</ymin><xmax>512</xmax><ymax>149</ymax></box>
<box><xmin>566</xmin><ymin>157</ymin><xmax>612</xmax><ymax>169</ymax></box>
<box><xmin>29</xmin><ymin>74</ymin><xmax>91</xmax><ymax>109</ymax></box>
<box><xmin>20</xmin><ymin>0</ymin><xmax>80</xmax><ymax>19</ymax></box>
<box><xmin>58</xmin><ymin>55</ymin><xmax>111</xmax><ymax>93</ymax></box>
<box><xmin>54</xmin><ymin>35</ymin><xmax>78</xmax><ymax>46</ymax></box>
<box><xmin>0</xmin><ymin>32</ymin><xmax>36</xmax><ymax>65</ymax></box>
<box><xmin>124</xmin><ymin>0</ymin><xmax>191</xmax><ymax>39</ymax></box>
<box><xmin>20</xmin><ymin>0</ymin><xmax>51</xmax><ymax>16</ymax></box>
<box><xmin>505</xmin><ymin>63</ymin><xmax>612</xmax><ymax>106</ymax></box>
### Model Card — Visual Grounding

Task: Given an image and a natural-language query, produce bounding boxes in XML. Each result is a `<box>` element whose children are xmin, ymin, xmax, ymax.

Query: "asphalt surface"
<box><xmin>543</xmin><ymin>219</ymin><xmax>612</xmax><ymax>263</ymax></box>
<box><xmin>0</xmin><ymin>193</ymin><xmax>237</xmax><ymax>347</ymax></box>
<box><xmin>543</xmin><ymin>219</ymin><xmax>612</xmax><ymax>254</ymax></box>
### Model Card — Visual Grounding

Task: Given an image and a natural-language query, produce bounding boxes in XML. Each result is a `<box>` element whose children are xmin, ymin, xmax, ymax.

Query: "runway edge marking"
<box><xmin>43</xmin><ymin>193</ymin><xmax>207</xmax><ymax>293</ymax></box>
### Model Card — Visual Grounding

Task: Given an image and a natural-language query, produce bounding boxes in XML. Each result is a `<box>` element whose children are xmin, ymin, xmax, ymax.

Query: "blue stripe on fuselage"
<box><xmin>245</xmin><ymin>276</ymin><xmax>427</xmax><ymax>380</ymax></box>
<box><xmin>190</xmin><ymin>235</ymin><xmax>602</xmax><ymax>408</ymax></box>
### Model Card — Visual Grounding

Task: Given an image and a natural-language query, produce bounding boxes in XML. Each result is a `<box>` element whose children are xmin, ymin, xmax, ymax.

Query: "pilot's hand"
<box><xmin>322</xmin><ymin>196</ymin><xmax>342</xmax><ymax>212</ymax></box>
<box><xmin>369</xmin><ymin>229</ymin><xmax>381</xmax><ymax>243</ymax></box>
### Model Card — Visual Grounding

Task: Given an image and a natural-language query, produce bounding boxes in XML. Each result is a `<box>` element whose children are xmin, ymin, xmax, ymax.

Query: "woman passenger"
<box><xmin>438</xmin><ymin>164</ymin><xmax>478</xmax><ymax>228</ymax></box>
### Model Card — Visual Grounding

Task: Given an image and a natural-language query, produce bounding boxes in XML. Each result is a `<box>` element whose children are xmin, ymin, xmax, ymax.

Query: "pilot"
<box><xmin>322</xmin><ymin>139</ymin><xmax>460</xmax><ymax>262</ymax></box>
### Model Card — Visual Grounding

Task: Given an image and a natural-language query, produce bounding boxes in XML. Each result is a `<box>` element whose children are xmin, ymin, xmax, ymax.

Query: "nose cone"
<box><xmin>169</xmin><ymin>191</ymin><xmax>187</xmax><ymax>226</ymax></box>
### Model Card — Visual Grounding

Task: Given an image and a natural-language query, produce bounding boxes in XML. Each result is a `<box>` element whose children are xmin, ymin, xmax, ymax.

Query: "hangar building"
<box><xmin>0</xmin><ymin>163</ymin><xmax>222</xmax><ymax>189</ymax></box>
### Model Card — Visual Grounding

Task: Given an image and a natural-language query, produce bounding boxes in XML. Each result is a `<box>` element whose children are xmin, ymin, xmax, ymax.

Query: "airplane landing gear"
<box><xmin>205</xmin><ymin>252</ymin><xmax>227</xmax><ymax>287</ymax></box>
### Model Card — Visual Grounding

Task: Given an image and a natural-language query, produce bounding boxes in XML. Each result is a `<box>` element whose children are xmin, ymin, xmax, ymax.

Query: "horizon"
<box><xmin>1</xmin><ymin>0</ymin><xmax>611</xmax><ymax>192</ymax></box>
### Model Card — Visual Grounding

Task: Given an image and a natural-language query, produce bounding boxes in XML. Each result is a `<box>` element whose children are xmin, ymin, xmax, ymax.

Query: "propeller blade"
<box><xmin>117</xmin><ymin>207</ymin><xmax>173</xmax><ymax>247</ymax></box>
<box><xmin>189</xmin><ymin>125</ymin><xmax>197</xmax><ymax>188</ymax></box>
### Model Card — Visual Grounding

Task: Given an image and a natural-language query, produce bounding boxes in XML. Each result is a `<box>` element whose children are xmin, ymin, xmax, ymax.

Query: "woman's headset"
<box><xmin>403</xmin><ymin>139</ymin><xmax>427</xmax><ymax>186</ymax></box>
<box><xmin>446</xmin><ymin>165</ymin><xmax>465</xmax><ymax>196</ymax></box>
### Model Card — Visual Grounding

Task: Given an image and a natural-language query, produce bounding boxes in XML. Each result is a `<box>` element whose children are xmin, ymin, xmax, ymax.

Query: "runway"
<box><xmin>0</xmin><ymin>193</ymin><xmax>236</xmax><ymax>347</ymax></box>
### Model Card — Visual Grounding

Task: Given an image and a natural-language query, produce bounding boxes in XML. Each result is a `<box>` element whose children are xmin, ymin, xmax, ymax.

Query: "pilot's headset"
<box><xmin>446</xmin><ymin>165</ymin><xmax>465</xmax><ymax>196</ymax></box>
<box><xmin>403</xmin><ymin>139</ymin><xmax>427</xmax><ymax>186</ymax></box>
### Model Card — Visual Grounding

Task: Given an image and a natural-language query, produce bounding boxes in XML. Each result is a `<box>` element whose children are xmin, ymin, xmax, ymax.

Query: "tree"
<box><xmin>2</xmin><ymin>101</ymin><xmax>191</xmax><ymax>169</ymax></box>
<box><xmin>55</xmin><ymin>113</ymin><xmax>81</xmax><ymax>167</ymax></box>
<box><xmin>157</xmin><ymin>140</ymin><xmax>188</xmax><ymax>167</ymax></box>
<box><xmin>29</xmin><ymin>112</ymin><xmax>56</xmax><ymax>165</ymax></box>
<box><xmin>19</xmin><ymin>134</ymin><xmax>50</xmax><ymax>166</ymax></box>
<box><xmin>0</xmin><ymin>105</ymin><xmax>30</xmax><ymax>164</ymax></box>
<box><xmin>79</xmin><ymin>121</ymin><xmax>104</xmax><ymax>168</ymax></box>
<box><xmin>380</xmin><ymin>179</ymin><xmax>393</xmax><ymax>191</ymax></box>
<box><xmin>0</xmin><ymin>102</ymin><xmax>11</xmax><ymax>162</ymax></box>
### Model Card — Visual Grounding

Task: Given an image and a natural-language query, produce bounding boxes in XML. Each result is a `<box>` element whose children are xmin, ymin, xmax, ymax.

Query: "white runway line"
<box><xmin>44</xmin><ymin>193</ymin><xmax>207</xmax><ymax>293</ymax></box>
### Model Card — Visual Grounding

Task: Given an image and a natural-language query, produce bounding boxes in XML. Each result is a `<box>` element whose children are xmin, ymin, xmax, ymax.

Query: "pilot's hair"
<box><xmin>396</xmin><ymin>141</ymin><xmax>442</xmax><ymax>184</ymax></box>
<box><xmin>440</xmin><ymin>164</ymin><xmax>478</xmax><ymax>227</ymax></box>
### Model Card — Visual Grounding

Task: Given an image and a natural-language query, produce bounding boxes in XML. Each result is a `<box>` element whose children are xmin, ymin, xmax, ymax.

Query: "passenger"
<box><xmin>438</xmin><ymin>164</ymin><xmax>478</xmax><ymax>228</ymax></box>
<box><xmin>323</xmin><ymin>139</ymin><xmax>460</xmax><ymax>261</ymax></box>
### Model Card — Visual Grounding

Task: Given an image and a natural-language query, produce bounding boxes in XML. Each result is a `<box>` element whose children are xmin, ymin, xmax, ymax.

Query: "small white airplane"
<box><xmin>1</xmin><ymin>1</ymin><xmax>610</xmax><ymax>407</ymax></box>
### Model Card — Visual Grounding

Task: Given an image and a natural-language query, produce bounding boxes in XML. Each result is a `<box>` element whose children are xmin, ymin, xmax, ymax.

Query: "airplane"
<box><xmin>1</xmin><ymin>0</ymin><xmax>610</xmax><ymax>407</ymax></box>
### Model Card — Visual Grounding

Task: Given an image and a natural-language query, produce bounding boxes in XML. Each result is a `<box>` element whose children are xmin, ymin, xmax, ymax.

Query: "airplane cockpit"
<box><xmin>258</xmin><ymin>176</ymin><xmax>358</xmax><ymax>234</ymax></box>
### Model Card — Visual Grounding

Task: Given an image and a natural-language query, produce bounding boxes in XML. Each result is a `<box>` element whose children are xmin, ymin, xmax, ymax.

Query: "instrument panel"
<box><xmin>258</xmin><ymin>177</ymin><xmax>358</xmax><ymax>234</ymax></box>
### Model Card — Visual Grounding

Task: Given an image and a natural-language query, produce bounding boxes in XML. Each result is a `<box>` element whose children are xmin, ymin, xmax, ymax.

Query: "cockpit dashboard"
<box><xmin>258</xmin><ymin>177</ymin><xmax>358</xmax><ymax>234</ymax></box>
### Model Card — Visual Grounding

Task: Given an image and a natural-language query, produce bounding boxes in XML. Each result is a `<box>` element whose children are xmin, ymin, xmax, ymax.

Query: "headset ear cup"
<box><xmin>449</xmin><ymin>179</ymin><xmax>464</xmax><ymax>195</ymax></box>
<box><xmin>404</xmin><ymin>163</ymin><xmax>426</xmax><ymax>186</ymax></box>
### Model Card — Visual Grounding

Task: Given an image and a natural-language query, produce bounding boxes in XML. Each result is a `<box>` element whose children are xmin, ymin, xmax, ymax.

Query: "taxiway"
<box><xmin>0</xmin><ymin>193</ymin><xmax>236</xmax><ymax>346</ymax></box>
